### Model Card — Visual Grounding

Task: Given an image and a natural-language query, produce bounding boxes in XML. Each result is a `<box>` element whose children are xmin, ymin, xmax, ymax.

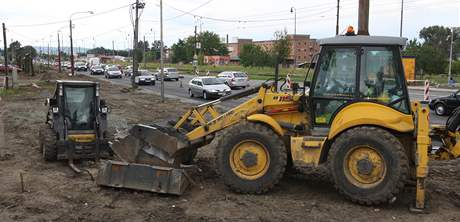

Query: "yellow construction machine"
<box><xmin>97</xmin><ymin>33</ymin><xmax>460</xmax><ymax>212</ymax></box>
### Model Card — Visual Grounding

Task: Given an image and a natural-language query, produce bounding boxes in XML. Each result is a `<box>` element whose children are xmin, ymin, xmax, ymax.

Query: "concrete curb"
<box><xmin>408</xmin><ymin>86</ymin><xmax>457</xmax><ymax>93</ymax></box>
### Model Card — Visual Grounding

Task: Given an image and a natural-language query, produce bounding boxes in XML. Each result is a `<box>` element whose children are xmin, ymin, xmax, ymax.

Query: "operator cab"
<box><xmin>308</xmin><ymin>34</ymin><xmax>409</xmax><ymax>127</ymax></box>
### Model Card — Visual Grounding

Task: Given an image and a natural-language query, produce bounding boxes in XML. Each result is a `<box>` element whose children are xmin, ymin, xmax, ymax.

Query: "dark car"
<box><xmin>429</xmin><ymin>90</ymin><xmax>460</xmax><ymax>116</ymax></box>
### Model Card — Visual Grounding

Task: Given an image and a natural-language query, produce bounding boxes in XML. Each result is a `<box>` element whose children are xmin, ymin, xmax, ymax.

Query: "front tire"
<box><xmin>215</xmin><ymin>122</ymin><xmax>287</xmax><ymax>194</ymax></box>
<box><xmin>435</xmin><ymin>103</ymin><xmax>447</xmax><ymax>116</ymax></box>
<box><xmin>328</xmin><ymin>126</ymin><xmax>408</xmax><ymax>205</ymax></box>
<box><xmin>189</xmin><ymin>89</ymin><xmax>194</xmax><ymax>97</ymax></box>
<box><xmin>39</xmin><ymin>124</ymin><xmax>57</xmax><ymax>161</ymax></box>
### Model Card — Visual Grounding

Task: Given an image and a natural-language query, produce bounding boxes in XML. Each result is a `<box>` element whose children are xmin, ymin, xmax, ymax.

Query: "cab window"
<box><xmin>359</xmin><ymin>47</ymin><xmax>408</xmax><ymax>113</ymax></box>
<box><xmin>312</xmin><ymin>47</ymin><xmax>357</xmax><ymax>125</ymax></box>
<box><xmin>314</xmin><ymin>47</ymin><xmax>357</xmax><ymax>98</ymax></box>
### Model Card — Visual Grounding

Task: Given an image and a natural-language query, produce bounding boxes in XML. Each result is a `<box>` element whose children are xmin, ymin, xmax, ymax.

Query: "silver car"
<box><xmin>188</xmin><ymin>77</ymin><xmax>231</xmax><ymax>100</ymax></box>
<box><xmin>155</xmin><ymin>67</ymin><xmax>179</xmax><ymax>81</ymax></box>
<box><xmin>134</xmin><ymin>70</ymin><xmax>155</xmax><ymax>85</ymax></box>
<box><xmin>104</xmin><ymin>67</ymin><xmax>123</xmax><ymax>79</ymax></box>
<box><xmin>217</xmin><ymin>71</ymin><xmax>250</xmax><ymax>89</ymax></box>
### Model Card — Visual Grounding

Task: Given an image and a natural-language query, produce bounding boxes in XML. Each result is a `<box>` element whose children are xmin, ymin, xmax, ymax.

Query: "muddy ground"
<box><xmin>0</xmin><ymin>71</ymin><xmax>460</xmax><ymax>222</ymax></box>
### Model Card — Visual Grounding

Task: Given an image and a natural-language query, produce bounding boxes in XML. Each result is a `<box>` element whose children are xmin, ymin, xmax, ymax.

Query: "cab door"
<box><xmin>309</xmin><ymin>46</ymin><xmax>359</xmax><ymax>126</ymax></box>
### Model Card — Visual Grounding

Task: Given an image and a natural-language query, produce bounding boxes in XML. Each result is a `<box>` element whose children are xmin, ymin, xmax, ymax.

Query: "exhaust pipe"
<box><xmin>357</xmin><ymin>0</ymin><xmax>369</xmax><ymax>35</ymax></box>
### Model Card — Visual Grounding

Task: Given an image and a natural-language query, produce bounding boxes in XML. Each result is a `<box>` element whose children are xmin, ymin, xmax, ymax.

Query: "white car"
<box><xmin>104</xmin><ymin>67</ymin><xmax>122</xmax><ymax>79</ymax></box>
<box><xmin>134</xmin><ymin>70</ymin><xmax>155</xmax><ymax>85</ymax></box>
<box><xmin>155</xmin><ymin>67</ymin><xmax>179</xmax><ymax>81</ymax></box>
<box><xmin>188</xmin><ymin>76</ymin><xmax>231</xmax><ymax>100</ymax></box>
<box><xmin>217</xmin><ymin>71</ymin><xmax>250</xmax><ymax>89</ymax></box>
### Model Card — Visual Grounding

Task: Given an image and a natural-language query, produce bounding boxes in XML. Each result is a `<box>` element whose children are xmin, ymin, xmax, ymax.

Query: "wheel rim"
<box><xmin>436</xmin><ymin>105</ymin><xmax>445</xmax><ymax>115</ymax></box>
<box><xmin>203</xmin><ymin>92</ymin><xmax>207</xmax><ymax>99</ymax></box>
<box><xmin>189</xmin><ymin>89</ymin><xmax>192</xmax><ymax>96</ymax></box>
<box><xmin>229</xmin><ymin>140</ymin><xmax>270</xmax><ymax>180</ymax></box>
<box><xmin>343</xmin><ymin>145</ymin><xmax>386</xmax><ymax>188</ymax></box>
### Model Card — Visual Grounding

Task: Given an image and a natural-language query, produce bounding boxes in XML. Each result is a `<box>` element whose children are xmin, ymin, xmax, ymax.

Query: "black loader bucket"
<box><xmin>96</xmin><ymin>124</ymin><xmax>193</xmax><ymax>195</ymax></box>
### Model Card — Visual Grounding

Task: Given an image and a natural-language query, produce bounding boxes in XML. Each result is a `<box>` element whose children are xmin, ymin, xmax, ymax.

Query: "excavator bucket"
<box><xmin>96</xmin><ymin>124</ymin><xmax>193</xmax><ymax>195</ymax></box>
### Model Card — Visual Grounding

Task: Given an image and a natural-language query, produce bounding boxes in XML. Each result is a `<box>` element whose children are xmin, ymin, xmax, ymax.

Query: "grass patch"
<box><xmin>114</xmin><ymin>61</ymin><xmax>312</xmax><ymax>81</ymax></box>
<box><xmin>0</xmin><ymin>88</ymin><xmax>23</xmax><ymax>97</ymax></box>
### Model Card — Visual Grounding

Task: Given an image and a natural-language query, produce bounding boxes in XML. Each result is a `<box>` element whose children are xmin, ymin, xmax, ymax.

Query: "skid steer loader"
<box><xmin>39</xmin><ymin>80</ymin><xmax>111</xmax><ymax>171</ymax></box>
<box><xmin>97</xmin><ymin>32</ymin><xmax>460</xmax><ymax>211</ymax></box>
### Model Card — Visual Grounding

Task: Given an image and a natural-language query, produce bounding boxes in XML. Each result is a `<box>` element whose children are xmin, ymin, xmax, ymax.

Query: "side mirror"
<box><xmin>44</xmin><ymin>98</ymin><xmax>50</xmax><ymax>106</ymax></box>
<box><xmin>309</xmin><ymin>62</ymin><xmax>316</xmax><ymax>69</ymax></box>
<box><xmin>304</xmin><ymin>81</ymin><xmax>311</xmax><ymax>88</ymax></box>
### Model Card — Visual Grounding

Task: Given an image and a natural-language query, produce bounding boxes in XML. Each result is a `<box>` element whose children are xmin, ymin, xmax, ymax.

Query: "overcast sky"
<box><xmin>1</xmin><ymin>0</ymin><xmax>459</xmax><ymax>51</ymax></box>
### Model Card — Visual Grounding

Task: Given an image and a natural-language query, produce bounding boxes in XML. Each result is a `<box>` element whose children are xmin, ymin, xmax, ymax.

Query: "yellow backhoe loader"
<box><xmin>96</xmin><ymin>32</ymin><xmax>460</xmax><ymax>212</ymax></box>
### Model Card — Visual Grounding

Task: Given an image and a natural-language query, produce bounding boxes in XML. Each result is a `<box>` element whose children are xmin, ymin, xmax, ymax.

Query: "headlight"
<box><xmin>101</xmin><ymin>107</ymin><xmax>108</xmax><ymax>114</ymax></box>
<box><xmin>209</xmin><ymin>89</ymin><xmax>217</xmax><ymax>92</ymax></box>
<box><xmin>52</xmin><ymin>107</ymin><xmax>59</xmax><ymax>113</ymax></box>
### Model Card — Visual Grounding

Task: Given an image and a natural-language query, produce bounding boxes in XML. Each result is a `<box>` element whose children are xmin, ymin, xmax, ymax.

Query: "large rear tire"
<box><xmin>215</xmin><ymin>122</ymin><xmax>287</xmax><ymax>194</ymax></box>
<box><xmin>39</xmin><ymin>124</ymin><xmax>57</xmax><ymax>161</ymax></box>
<box><xmin>328</xmin><ymin>126</ymin><xmax>408</xmax><ymax>205</ymax></box>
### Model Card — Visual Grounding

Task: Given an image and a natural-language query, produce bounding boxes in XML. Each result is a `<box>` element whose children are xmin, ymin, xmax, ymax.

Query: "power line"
<box><xmin>9</xmin><ymin>3</ymin><xmax>132</xmax><ymax>28</ymax></box>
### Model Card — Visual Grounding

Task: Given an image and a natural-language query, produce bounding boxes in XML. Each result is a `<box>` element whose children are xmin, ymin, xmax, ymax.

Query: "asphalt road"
<box><xmin>78</xmin><ymin>70</ymin><xmax>450</xmax><ymax>125</ymax></box>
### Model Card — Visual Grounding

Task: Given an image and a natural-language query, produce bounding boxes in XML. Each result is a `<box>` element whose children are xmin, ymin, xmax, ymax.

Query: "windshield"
<box><xmin>93</xmin><ymin>66</ymin><xmax>102</xmax><ymax>69</ymax></box>
<box><xmin>166</xmin><ymin>68</ymin><xmax>177</xmax><ymax>72</ymax></box>
<box><xmin>202</xmin><ymin>78</ymin><xmax>225</xmax><ymax>85</ymax></box>
<box><xmin>64</xmin><ymin>86</ymin><xmax>95</xmax><ymax>130</ymax></box>
<box><xmin>234</xmin><ymin>72</ymin><xmax>247</xmax><ymax>77</ymax></box>
<box><xmin>107</xmin><ymin>67</ymin><xmax>118</xmax><ymax>71</ymax></box>
<box><xmin>139</xmin><ymin>70</ymin><xmax>151</xmax><ymax>75</ymax></box>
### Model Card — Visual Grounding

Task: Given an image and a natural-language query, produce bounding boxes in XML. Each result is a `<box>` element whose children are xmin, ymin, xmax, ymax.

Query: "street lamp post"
<box><xmin>448</xmin><ymin>27</ymin><xmax>454</xmax><ymax>84</ymax></box>
<box><xmin>69</xmin><ymin>11</ymin><xmax>93</xmax><ymax>76</ymax></box>
<box><xmin>290</xmin><ymin>7</ymin><xmax>297</xmax><ymax>68</ymax></box>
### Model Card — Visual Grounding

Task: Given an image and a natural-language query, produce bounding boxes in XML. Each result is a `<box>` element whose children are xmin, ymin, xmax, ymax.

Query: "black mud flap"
<box><xmin>96</xmin><ymin>160</ymin><xmax>190</xmax><ymax>195</ymax></box>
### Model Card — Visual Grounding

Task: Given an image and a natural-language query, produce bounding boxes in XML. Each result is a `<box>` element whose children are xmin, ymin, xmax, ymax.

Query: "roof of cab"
<box><xmin>319</xmin><ymin>35</ymin><xmax>407</xmax><ymax>46</ymax></box>
<box><xmin>56</xmin><ymin>80</ymin><xmax>98</xmax><ymax>85</ymax></box>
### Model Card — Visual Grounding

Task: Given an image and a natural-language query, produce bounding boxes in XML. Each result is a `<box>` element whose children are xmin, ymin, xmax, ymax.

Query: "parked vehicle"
<box><xmin>124</xmin><ymin>66</ymin><xmax>133</xmax><ymax>77</ymax></box>
<box><xmin>88</xmin><ymin>57</ymin><xmax>100</xmax><ymax>69</ymax></box>
<box><xmin>75</xmin><ymin>62</ymin><xmax>88</xmax><ymax>71</ymax></box>
<box><xmin>0</xmin><ymin>64</ymin><xmax>22</xmax><ymax>72</ymax></box>
<box><xmin>104</xmin><ymin>67</ymin><xmax>123</xmax><ymax>79</ymax></box>
<box><xmin>90</xmin><ymin>65</ymin><xmax>104</xmax><ymax>75</ymax></box>
<box><xmin>429</xmin><ymin>90</ymin><xmax>460</xmax><ymax>116</ymax></box>
<box><xmin>188</xmin><ymin>76</ymin><xmax>231</xmax><ymax>100</ymax></box>
<box><xmin>155</xmin><ymin>67</ymin><xmax>179</xmax><ymax>81</ymax></box>
<box><xmin>134</xmin><ymin>70</ymin><xmax>155</xmax><ymax>85</ymax></box>
<box><xmin>217</xmin><ymin>71</ymin><xmax>250</xmax><ymax>89</ymax></box>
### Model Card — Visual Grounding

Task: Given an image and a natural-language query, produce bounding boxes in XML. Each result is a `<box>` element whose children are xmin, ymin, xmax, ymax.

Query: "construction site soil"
<box><xmin>0</xmin><ymin>71</ymin><xmax>459</xmax><ymax>221</ymax></box>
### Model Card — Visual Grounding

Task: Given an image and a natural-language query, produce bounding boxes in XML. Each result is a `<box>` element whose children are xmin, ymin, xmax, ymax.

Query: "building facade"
<box><xmin>227</xmin><ymin>34</ymin><xmax>320</xmax><ymax>66</ymax></box>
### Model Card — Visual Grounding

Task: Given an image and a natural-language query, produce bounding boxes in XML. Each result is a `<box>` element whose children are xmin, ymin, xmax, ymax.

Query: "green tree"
<box><xmin>18</xmin><ymin>45</ymin><xmax>37</xmax><ymax>76</ymax></box>
<box><xmin>419</xmin><ymin>26</ymin><xmax>459</xmax><ymax>55</ymax></box>
<box><xmin>404</xmin><ymin>40</ymin><xmax>447</xmax><ymax>74</ymax></box>
<box><xmin>171</xmin><ymin>39</ymin><xmax>190</xmax><ymax>63</ymax></box>
<box><xmin>240</xmin><ymin>44</ymin><xmax>273</xmax><ymax>67</ymax></box>
<box><xmin>196</xmin><ymin>31</ymin><xmax>228</xmax><ymax>56</ymax></box>
<box><xmin>271</xmin><ymin>30</ymin><xmax>291</xmax><ymax>66</ymax></box>
<box><xmin>8</xmin><ymin>41</ymin><xmax>21</xmax><ymax>65</ymax></box>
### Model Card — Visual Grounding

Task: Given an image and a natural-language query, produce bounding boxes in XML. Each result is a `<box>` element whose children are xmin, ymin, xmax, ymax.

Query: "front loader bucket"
<box><xmin>111</xmin><ymin>124</ymin><xmax>190</xmax><ymax>167</ymax></box>
<box><xmin>96</xmin><ymin>160</ymin><xmax>190</xmax><ymax>195</ymax></box>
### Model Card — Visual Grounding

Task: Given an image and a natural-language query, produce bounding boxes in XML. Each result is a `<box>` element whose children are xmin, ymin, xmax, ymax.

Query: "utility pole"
<box><xmin>193</xmin><ymin>25</ymin><xmax>197</xmax><ymax>75</ymax></box>
<box><xmin>112</xmin><ymin>40</ymin><xmax>115</xmax><ymax>56</ymax></box>
<box><xmin>336</xmin><ymin>0</ymin><xmax>340</xmax><ymax>35</ymax></box>
<box><xmin>400</xmin><ymin>0</ymin><xmax>404</xmax><ymax>37</ymax></box>
<box><xmin>47</xmin><ymin>42</ymin><xmax>50</xmax><ymax>69</ymax></box>
<box><xmin>143</xmin><ymin>35</ymin><xmax>146</xmax><ymax>69</ymax></box>
<box><xmin>132</xmin><ymin>0</ymin><xmax>145</xmax><ymax>88</ymax></box>
<box><xmin>357</xmin><ymin>0</ymin><xmax>369</xmax><ymax>35</ymax></box>
<box><xmin>57</xmin><ymin>32</ymin><xmax>61</xmax><ymax>73</ymax></box>
<box><xmin>448</xmin><ymin>27</ymin><xmax>454</xmax><ymax>83</ymax></box>
<box><xmin>69</xmin><ymin>19</ymin><xmax>74</xmax><ymax>76</ymax></box>
<box><xmin>2</xmin><ymin>23</ymin><xmax>8</xmax><ymax>89</ymax></box>
<box><xmin>160</xmin><ymin>0</ymin><xmax>165</xmax><ymax>102</ymax></box>
<box><xmin>291</xmin><ymin>7</ymin><xmax>296</xmax><ymax>67</ymax></box>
